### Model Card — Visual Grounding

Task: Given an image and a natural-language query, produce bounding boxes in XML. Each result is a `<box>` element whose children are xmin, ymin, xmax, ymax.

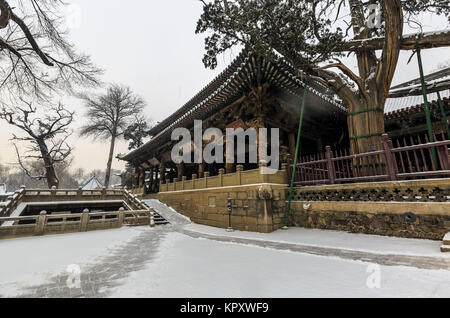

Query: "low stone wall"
<box><xmin>289</xmin><ymin>179</ymin><xmax>450</xmax><ymax>240</ymax></box>
<box><xmin>289</xmin><ymin>201</ymin><xmax>450</xmax><ymax>240</ymax></box>
<box><xmin>159</xmin><ymin>164</ymin><xmax>288</xmax><ymax>193</ymax></box>
<box><xmin>158</xmin><ymin>183</ymin><xmax>288</xmax><ymax>233</ymax></box>
<box><xmin>158</xmin><ymin>175</ymin><xmax>450</xmax><ymax>238</ymax></box>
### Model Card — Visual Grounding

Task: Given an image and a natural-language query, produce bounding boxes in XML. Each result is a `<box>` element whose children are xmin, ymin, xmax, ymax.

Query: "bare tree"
<box><xmin>80</xmin><ymin>84</ymin><xmax>147</xmax><ymax>188</ymax></box>
<box><xmin>0</xmin><ymin>0</ymin><xmax>101</xmax><ymax>106</ymax></box>
<box><xmin>0</xmin><ymin>101</ymin><xmax>74</xmax><ymax>188</ymax></box>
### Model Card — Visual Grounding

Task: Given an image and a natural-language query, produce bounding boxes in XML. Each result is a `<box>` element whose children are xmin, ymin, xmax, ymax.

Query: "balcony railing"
<box><xmin>288</xmin><ymin>134</ymin><xmax>450</xmax><ymax>186</ymax></box>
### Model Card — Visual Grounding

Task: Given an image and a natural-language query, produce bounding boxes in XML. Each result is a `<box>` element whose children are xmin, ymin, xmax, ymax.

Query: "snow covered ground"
<box><xmin>0</xmin><ymin>211</ymin><xmax>449</xmax><ymax>298</ymax></box>
<box><xmin>183</xmin><ymin>224</ymin><xmax>449</xmax><ymax>258</ymax></box>
<box><xmin>0</xmin><ymin>227</ymin><xmax>145</xmax><ymax>297</ymax></box>
<box><xmin>111</xmin><ymin>231</ymin><xmax>450</xmax><ymax>298</ymax></box>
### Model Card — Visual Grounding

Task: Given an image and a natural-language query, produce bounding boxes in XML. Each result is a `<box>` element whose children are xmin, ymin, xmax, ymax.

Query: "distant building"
<box><xmin>385</xmin><ymin>66</ymin><xmax>450</xmax><ymax>143</ymax></box>
<box><xmin>80</xmin><ymin>176</ymin><xmax>104</xmax><ymax>190</ymax></box>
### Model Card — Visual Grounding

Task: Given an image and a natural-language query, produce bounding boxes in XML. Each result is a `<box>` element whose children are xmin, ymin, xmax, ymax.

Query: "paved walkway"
<box><xmin>11</xmin><ymin>200</ymin><xmax>450</xmax><ymax>298</ymax></box>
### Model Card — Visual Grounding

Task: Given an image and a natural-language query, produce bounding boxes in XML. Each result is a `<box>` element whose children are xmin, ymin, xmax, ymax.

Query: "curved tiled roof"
<box><xmin>122</xmin><ymin>49</ymin><xmax>344</xmax><ymax>163</ymax></box>
<box><xmin>385</xmin><ymin>67</ymin><xmax>450</xmax><ymax>119</ymax></box>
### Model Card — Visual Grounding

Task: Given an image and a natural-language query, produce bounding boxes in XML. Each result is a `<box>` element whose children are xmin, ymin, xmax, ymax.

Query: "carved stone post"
<box><xmin>77</xmin><ymin>187</ymin><xmax>83</xmax><ymax>198</ymax></box>
<box><xmin>35</xmin><ymin>211</ymin><xmax>47</xmax><ymax>236</ymax></box>
<box><xmin>118</xmin><ymin>207</ymin><xmax>125</xmax><ymax>228</ymax></box>
<box><xmin>204</xmin><ymin>171</ymin><xmax>210</xmax><ymax>188</ymax></box>
<box><xmin>80</xmin><ymin>209</ymin><xmax>90</xmax><ymax>232</ymax></box>
<box><xmin>219</xmin><ymin>168</ymin><xmax>225</xmax><ymax>187</ymax></box>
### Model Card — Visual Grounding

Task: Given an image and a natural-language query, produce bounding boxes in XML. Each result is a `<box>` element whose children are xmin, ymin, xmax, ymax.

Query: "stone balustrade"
<box><xmin>0</xmin><ymin>208</ymin><xmax>154</xmax><ymax>240</ymax></box>
<box><xmin>159</xmin><ymin>163</ymin><xmax>288</xmax><ymax>193</ymax></box>
<box><xmin>0</xmin><ymin>186</ymin><xmax>154</xmax><ymax>240</ymax></box>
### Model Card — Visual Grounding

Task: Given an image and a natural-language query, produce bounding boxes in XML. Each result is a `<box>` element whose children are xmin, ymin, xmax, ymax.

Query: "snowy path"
<box><xmin>0</xmin><ymin>199</ymin><xmax>449</xmax><ymax>298</ymax></box>
<box><xmin>110</xmin><ymin>231</ymin><xmax>450</xmax><ymax>298</ymax></box>
<box><xmin>2</xmin><ymin>226</ymin><xmax>170</xmax><ymax>298</ymax></box>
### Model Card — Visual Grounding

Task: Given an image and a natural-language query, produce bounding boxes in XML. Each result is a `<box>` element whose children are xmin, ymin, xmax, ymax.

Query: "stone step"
<box><xmin>441</xmin><ymin>245</ymin><xmax>450</xmax><ymax>253</ymax></box>
<box><xmin>443</xmin><ymin>233</ymin><xmax>450</xmax><ymax>246</ymax></box>
<box><xmin>153</xmin><ymin>213</ymin><xmax>170</xmax><ymax>225</ymax></box>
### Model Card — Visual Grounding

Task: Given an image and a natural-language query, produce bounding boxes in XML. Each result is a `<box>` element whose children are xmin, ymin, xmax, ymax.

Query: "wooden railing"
<box><xmin>0</xmin><ymin>208</ymin><xmax>154</xmax><ymax>240</ymax></box>
<box><xmin>288</xmin><ymin>134</ymin><xmax>450</xmax><ymax>186</ymax></box>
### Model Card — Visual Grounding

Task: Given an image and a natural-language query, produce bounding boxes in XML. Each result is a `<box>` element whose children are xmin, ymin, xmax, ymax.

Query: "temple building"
<box><xmin>385</xmin><ymin>66</ymin><xmax>450</xmax><ymax>144</ymax></box>
<box><xmin>121</xmin><ymin>50</ymin><xmax>348</xmax><ymax>193</ymax></box>
<box><xmin>121</xmin><ymin>53</ymin><xmax>449</xmax><ymax>194</ymax></box>
<box><xmin>119</xmin><ymin>51</ymin><xmax>449</xmax><ymax>240</ymax></box>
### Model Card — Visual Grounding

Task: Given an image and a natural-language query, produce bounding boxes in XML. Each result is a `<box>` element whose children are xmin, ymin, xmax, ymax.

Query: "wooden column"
<box><xmin>138</xmin><ymin>167</ymin><xmax>145</xmax><ymax>188</ymax></box>
<box><xmin>133</xmin><ymin>167</ymin><xmax>139</xmax><ymax>188</ymax></box>
<box><xmin>177</xmin><ymin>163</ymin><xmax>184</xmax><ymax>180</ymax></box>
<box><xmin>160</xmin><ymin>162</ymin><xmax>166</xmax><ymax>183</ymax></box>
<box><xmin>225</xmin><ymin>140</ymin><xmax>235</xmax><ymax>174</ymax></box>
<box><xmin>198</xmin><ymin>162</ymin><xmax>205</xmax><ymax>179</ymax></box>
<box><xmin>149</xmin><ymin>167</ymin><xmax>154</xmax><ymax>192</ymax></box>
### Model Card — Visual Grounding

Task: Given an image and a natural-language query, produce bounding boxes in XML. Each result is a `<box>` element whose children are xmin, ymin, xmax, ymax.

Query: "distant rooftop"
<box><xmin>385</xmin><ymin>66</ymin><xmax>450</xmax><ymax>117</ymax></box>
<box><xmin>81</xmin><ymin>176</ymin><xmax>104</xmax><ymax>191</ymax></box>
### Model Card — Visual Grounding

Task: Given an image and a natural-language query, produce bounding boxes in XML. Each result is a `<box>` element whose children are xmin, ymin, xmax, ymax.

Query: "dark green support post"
<box><xmin>284</xmin><ymin>83</ymin><xmax>308</xmax><ymax>229</ymax></box>
<box><xmin>437</xmin><ymin>91</ymin><xmax>450</xmax><ymax>140</ymax></box>
<box><xmin>416</xmin><ymin>35</ymin><xmax>438</xmax><ymax>166</ymax></box>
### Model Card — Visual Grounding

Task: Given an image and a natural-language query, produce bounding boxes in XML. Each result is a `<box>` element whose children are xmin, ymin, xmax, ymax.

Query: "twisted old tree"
<box><xmin>0</xmin><ymin>0</ymin><xmax>101</xmax><ymax>188</ymax></box>
<box><xmin>196</xmin><ymin>0</ymin><xmax>450</xmax><ymax>156</ymax></box>
<box><xmin>0</xmin><ymin>102</ymin><xmax>74</xmax><ymax>188</ymax></box>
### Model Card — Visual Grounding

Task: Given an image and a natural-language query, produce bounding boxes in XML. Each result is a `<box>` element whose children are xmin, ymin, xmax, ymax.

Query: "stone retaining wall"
<box><xmin>159</xmin><ymin>177</ymin><xmax>450</xmax><ymax>239</ymax></box>
<box><xmin>158</xmin><ymin>183</ymin><xmax>287</xmax><ymax>233</ymax></box>
<box><xmin>289</xmin><ymin>201</ymin><xmax>450</xmax><ymax>240</ymax></box>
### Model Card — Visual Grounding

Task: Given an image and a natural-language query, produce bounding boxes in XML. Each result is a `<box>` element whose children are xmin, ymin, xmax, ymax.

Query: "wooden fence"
<box><xmin>288</xmin><ymin>134</ymin><xmax>450</xmax><ymax>186</ymax></box>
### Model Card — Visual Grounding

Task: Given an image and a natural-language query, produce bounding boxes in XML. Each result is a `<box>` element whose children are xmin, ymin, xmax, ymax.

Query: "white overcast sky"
<box><xmin>0</xmin><ymin>0</ymin><xmax>449</xmax><ymax>173</ymax></box>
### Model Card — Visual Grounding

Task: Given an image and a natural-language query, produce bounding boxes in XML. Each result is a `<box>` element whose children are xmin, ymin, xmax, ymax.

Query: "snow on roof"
<box><xmin>385</xmin><ymin>90</ymin><xmax>450</xmax><ymax>115</ymax></box>
<box><xmin>81</xmin><ymin>176</ymin><xmax>104</xmax><ymax>191</ymax></box>
<box><xmin>385</xmin><ymin>66</ymin><xmax>450</xmax><ymax>115</ymax></box>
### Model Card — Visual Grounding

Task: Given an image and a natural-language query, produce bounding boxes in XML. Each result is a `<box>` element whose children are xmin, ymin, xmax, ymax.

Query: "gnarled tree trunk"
<box><xmin>104</xmin><ymin>131</ymin><xmax>117</xmax><ymax>188</ymax></box>
<box><xmin>347</xmin><ymin>0</ymin><xmax>403</xmax><ymax>158</ymax></box>
<box><xmin>37</xmin><ymin>140</ymin><xmax>59</xmax><ymax>189</ymax></box>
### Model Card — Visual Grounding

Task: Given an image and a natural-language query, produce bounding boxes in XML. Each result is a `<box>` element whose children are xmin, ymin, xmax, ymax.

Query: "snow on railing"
<box><xmin>0</xmin><ymin>187</ymin><xmax>153</xmax><ymax>224</ymax></box>
<box><xmin>0</xmin><ymin>208</ymin><xmax>155</xmax><ymax>240</ymax></box>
